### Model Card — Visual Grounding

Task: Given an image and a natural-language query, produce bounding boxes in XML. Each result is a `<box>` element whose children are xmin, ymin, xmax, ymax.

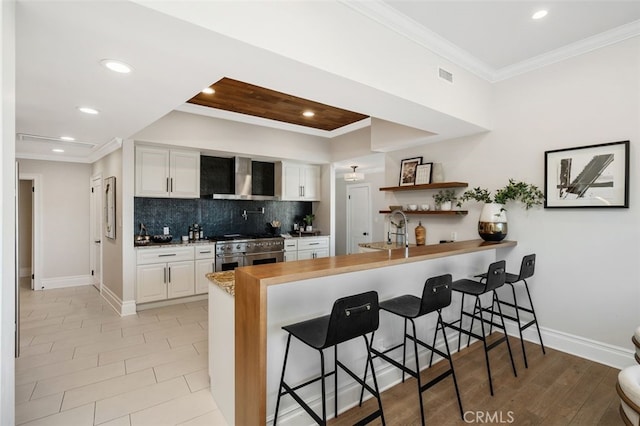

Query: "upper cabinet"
<box><xmin>276</xmin><ymin>162</ymin><xmax>321</xmax><ymax>201</ymax></box>
<box><xmin>135</xmin><ymin>146</ymin><xmax>200</xmax><ymax>198</ymax></box>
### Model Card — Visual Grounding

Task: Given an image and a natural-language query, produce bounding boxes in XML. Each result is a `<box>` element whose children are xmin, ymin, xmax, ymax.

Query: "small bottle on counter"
<box><xmin>193</xmin><ymin>223</ymin><xmax>200</xmax><ymax>241</ymax></box>
<box><xmin>199</xmin><ymin>227</ymin><xmax>204</xmax><ymax>240</ymax></box>
<box><xmin>415</xmin><ymin>221</ymin><xmax>426</xmax><ymax>246</ymax></box>
<box><xmin>188</xmin><ymin>226</ymin><xmax>194</xmax><ymax>241</ymax></box>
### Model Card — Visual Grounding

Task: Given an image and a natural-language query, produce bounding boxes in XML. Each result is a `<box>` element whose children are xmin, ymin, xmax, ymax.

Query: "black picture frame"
<box><xmin>399</xmin><ymin>157</ymin><xmax>422</xmax><ymax>186</ymax></box>
<box><xmin>544</xmin><ymin>140</ymin><xmax>629</xmax><ymax>208</ymax></box>
<box><xmin>415</xmin><ymin>163</ymin><xmax>433</xmax><ymax>185</ymax></box>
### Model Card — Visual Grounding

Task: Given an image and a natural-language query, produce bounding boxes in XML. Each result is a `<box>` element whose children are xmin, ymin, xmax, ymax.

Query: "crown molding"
<box><xmin>87</xmin><ymin>137</ymin><xmax>123</xmax><ymax>163</ymax></box>
<box><xmin>342</xmin><ymin>1</ymin><xmax>640</xmax><ymax>83</ymax></box>
<box><xmin>15</xmin><ymin>152</ymin><xmax>91</xmax><ymax>164</ymax></box>
<box><xmin>493</xmin><ymin>19</ymin><xmax>640</xmax><ymax>82</ymax></box>
<box><xmin>342</xmin><ymin>0</ymin><xmax>495</xmax><ymax>81</ymax></box>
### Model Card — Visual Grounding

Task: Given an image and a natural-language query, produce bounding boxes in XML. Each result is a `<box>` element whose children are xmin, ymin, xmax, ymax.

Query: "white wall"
<box><xmin>18</xmin><ymin>160</ymin><xmax>92</xmax><ymax>284</ymax></box>
<box><xmin>18</xmin><ymin>180</ymin><xmax>32</xmax><ymax>274</ymax></box>
<box><xmin>387</xmin><ymin>36</ymin><xmax>640</xmax><ymax>365</ymax></box>
<box><xmin>132</xmin><ymin>110</ymin><xmax>331</xmax><ymax>164</ymax></box>
<box><xmin>0</xmin><ymin>0</ymin><xmax>16</xmax><ymax>422</ymax></box>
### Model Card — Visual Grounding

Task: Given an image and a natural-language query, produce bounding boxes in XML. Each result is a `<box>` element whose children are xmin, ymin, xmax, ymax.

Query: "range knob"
<box><xmin>236</xmin><ymin>244</ymin><xmax>241</xmax><ymax>250</ymax></box>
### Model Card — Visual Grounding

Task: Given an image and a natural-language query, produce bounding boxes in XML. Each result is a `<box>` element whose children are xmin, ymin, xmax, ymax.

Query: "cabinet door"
<box><xmin>284</xmin><ymin>252</ymin><xmax>298</xmax><ymax>262</ymax></box>
<box><xmin>167</xmin><ymin>260</ymin><xmax>195</xmax><ymax>299</ymax></box>
<box><xmin>136</xmin><ymin>263</ymin><xmax>167</xmax><ymax>303</ymax></box>
<box><xmin>195</xmin><ymin>259</ymin><xmax>214</xmax><ymax>294</ymax></box>
<box><xmin>297</xmin><ymin>250</ymin><xmax>314</xmax><ymax>261</ymax></box>
<box><xmin>170</xmin><ymin>150</ymin><xmax>200</xmax><ymax>198</ymax></box>
<box><xmin>282</xmin><ymin>164</ymin><xmax>302</xmax><ymax>200</ymax></box>
<box><xmin>301</xmin><ymin>165</ymin><xmax>321</xmax><ymax>201</ymax></box>
<box><xmin>313</xmin><ymin>248</ymin><xmax>329</xmax><ymax>259</ymax></box>
<box><xmin>135</xmin><ymin>146</ymin><xmax>170</xmax><ymax>197</ymax></box>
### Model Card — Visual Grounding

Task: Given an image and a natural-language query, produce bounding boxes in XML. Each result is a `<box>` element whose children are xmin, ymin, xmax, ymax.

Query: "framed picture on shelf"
<box><xmin>415</xmin><ymin>163</ymin><xmax>433</xmax><ymax>185</ymax></box>
<box><xmin>399</xmin><ymin>157</ymin><xmax>422</xmax><ymax>186</ymax></box>
<box><xmin>544</xmin><ymin>140</ymin><xmax>629</xmax><ymax>208</ymax></box>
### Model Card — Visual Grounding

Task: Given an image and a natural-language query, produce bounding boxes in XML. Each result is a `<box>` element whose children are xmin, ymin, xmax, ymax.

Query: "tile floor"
<box><xmin>16</xmin><ymin>279</ymin><xmax>228</xmax><ymax>426</ymax></box>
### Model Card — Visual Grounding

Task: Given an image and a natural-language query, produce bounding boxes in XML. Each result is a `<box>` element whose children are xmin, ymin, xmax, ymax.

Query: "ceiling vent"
<box><xmin>438</xmin><ymin>67</ymin><xmax>454</xmax><ymax>83</ymax></box>
<box><xmin>17</xmin><ymin>133</ymin><xmax>96</xmax><ymax>147</ymax></box>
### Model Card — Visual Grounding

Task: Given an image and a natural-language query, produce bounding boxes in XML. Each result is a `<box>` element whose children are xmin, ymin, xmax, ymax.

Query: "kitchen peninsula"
<box><xmin>208</xmin><ymin>239</ymin><xmax>516</xmax><ymax>425</ymax></box>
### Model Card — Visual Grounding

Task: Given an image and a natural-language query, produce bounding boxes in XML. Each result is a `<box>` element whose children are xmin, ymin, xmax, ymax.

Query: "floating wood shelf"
<box><xmin>378</xmin><ymin>210</ymin><xmax>468</xmax><ymax>216</ymax></box>
<box><xmin>379</xmin><ymin>182</ymin><xmax>468</xmax><ymax>192</ymax></box>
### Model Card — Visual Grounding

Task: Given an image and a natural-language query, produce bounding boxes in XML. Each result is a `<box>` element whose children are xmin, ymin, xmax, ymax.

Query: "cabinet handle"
<box><xmin>166</xmin><ymin>177</ymin><xmax>169</xmax><ymax>192</ymax></box>
<box><xmin>309</xmin><ymin>242</ymin><xmax>320</xmax><ymax>246</ymax></box>
<box><xmin>212</xmin><ymin>262</ymin><xmax>215</xmax><ymax>271</ymax></box>
<box><xmin>168</xmin><ymin>267</ymin><xmax>171</xmax><ymax>283</ymax></box>
<box><xmin>163</xmin><ymin>267</ymin><xmax>167</xmax><ymax>284</ymax></box>
<box><xmin>199</xmin><ymin>250</ymin><xmax>211</xmax><ymax>254</ymax></box>
<box><xmin>170</xmin><ymin>178</ymin><xmax>173</xmax><ymax>192</ymax></box>
<box><xmin>302</xmin><ymin>186</ymin><xmax>305</xmax><ymax>197</ymax></box>
<box><xmin>159</xmin><ymin>254</ymin><xmax>177</xmax><ymax>257</ymax></box>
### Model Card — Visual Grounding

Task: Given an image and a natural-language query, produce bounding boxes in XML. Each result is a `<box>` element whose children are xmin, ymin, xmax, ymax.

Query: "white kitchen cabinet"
<box><xmin>135</xmin><ymin>146</ymin><xmax>200</xmax><ymax>198</ymax></box>
<box><xmin>136</xmin><ymin>246</ymin><xmax>196</xmax><ymax>303</ymax></box>
<box><xmin>296</xmin><ymin>236</ymin><xmax>329</xmax><ymax>260</ymax></box>
<box><xmin>195</xmin><ymin>245</ymin><xmax>215</xmax><ymax>294</ymax></box>
<box><xmin>276</xmin><ymin>162</ymin><xmax>321</xmax><ymax>201</ymax></box>
<box><xmin>283</xmin><ymin>239</ymin><xmax>298</xmax><ymax>262</ymax></box>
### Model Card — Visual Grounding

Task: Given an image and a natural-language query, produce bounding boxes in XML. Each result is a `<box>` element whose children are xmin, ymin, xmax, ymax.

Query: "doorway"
<box><xmin>90</xmin><ymin>174</ymin><xmax>102</xmax><ymax>291</ymax></box>
<box><xmin>346</xmin><ymin>183</ymin><xmax>372</xmax><ymax>254</ymax></box>
<box><xmin>18</xmin><ymin>173</ymin><xmax>40</xmax><ymax>291</ymax></box>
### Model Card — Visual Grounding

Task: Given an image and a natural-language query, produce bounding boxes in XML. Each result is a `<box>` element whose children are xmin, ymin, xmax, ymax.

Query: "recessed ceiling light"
<box><xmin>78</xmin><ymin>106</ymin><xmax>99</xmax><ymax>115</ymax></box>
<box><xmin>100</xmin><ymin>59</ymin><xmax>132</xmax><ymax>74</ymax></box>
<box><xmin>302</xmin><ymin>111</ymin><xmax>315</xmax><ymax>117</ymax></box>
<box><xmin>532</xmin><ymin>10</ymin><xmax>548</xmax><ymax>20</ymax></box>
<box><xmin>202</xmin><ymin>87</ymin><xmax>215</xmax><ymax>95</ymax></box>
<box><xmin>52</xmin><ymin>148</ymin><xmax>65</xmax><ymax>153</ymax></box>
<box><xmin>60</xmin><ymin>136</ymin><xmax>75</xmax><ymax>141</ymax></box>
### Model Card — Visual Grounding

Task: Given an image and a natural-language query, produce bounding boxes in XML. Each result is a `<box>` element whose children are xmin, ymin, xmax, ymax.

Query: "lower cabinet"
<box><xmin>136</xmin><ymin>244</ymin><xmax>213</xmax><ymax>304</ymax></box>
<box><xmin>296</xmin><ymin>236</ymin><xmax>330</xmax><ymax>260</ymax></box>
<box><xmin>283</xmin><ymin>239</ymin><xmax>298</xmax><ymax>262</ymax></box>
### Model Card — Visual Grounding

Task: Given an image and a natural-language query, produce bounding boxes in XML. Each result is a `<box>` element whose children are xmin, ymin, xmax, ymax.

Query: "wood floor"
<box><xmin>330</xmin><ymin>335</ymin><xmax>622</xmax><ymax>426</ymax></box>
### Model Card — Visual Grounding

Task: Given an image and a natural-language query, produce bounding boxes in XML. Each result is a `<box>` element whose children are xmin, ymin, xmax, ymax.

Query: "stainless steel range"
<box><xmin>214</xmin><ymin>235</ymin><xmax>285</xmax><ymax>271</ymax></box>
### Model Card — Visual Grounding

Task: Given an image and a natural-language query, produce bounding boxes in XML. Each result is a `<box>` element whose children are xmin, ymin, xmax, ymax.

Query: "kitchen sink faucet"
<box><xmin>389</xmin><ymin>209</ymin><xmax>409</xmax><ymax>258</ymax></box>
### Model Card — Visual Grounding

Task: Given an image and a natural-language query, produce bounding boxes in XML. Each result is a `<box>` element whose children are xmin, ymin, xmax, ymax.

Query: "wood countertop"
<box><xmin>236</xmin><ymin>239</ymin><xmax>516</xmax><ymax>287</ymax></box>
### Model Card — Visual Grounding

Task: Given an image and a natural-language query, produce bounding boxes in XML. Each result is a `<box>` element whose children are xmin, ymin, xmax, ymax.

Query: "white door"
<box><xmin>347</xmin><ymin>184</ymin><xmax>372</xmax><ymax>254</ymax></box>
<box><xmin>90</xmin><ymin>175</ymin><xmax>102</xmax><ymax>290</ymax></box>
<box><xmin>169</xmin><ymin>150</ymin><xmax>200</xmax><ymax>198</ymax></box>
<box><xmin>167</xmin><ymin>261</ymin><xmax>195</xmax><ymax>299</ymax></box>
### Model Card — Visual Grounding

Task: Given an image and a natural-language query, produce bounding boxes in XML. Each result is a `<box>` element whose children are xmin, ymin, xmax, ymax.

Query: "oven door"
<box><xmin>215</xmin><ymin>254</ymin><xmax>244</xmax><ymax>271</ymax></box>
<box><xmin>245</xmin><ymin>251</ymin><xmax>284</xmax><ymax>266</ymax></box>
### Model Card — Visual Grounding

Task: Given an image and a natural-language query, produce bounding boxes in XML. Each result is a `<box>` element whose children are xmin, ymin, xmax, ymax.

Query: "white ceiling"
<box><xmin>14</xmin><ymin>1</ymin><xmax>640</xmax><ymax>165</ymax></box>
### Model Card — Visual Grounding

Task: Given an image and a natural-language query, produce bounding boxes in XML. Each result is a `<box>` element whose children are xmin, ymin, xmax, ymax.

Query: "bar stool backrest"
<box><xmin>325</xmin><ymin>291</ymin><xmax>379</xmax><ymax>348</ymax></box>
<box><xmin>517</xmin><ymin>254</ymin><xmax>536</xmax><ymax>281</ymax></box>
<box><xmin>484</xmin><ymin>260</ymin><xmax>506</xmax><ymax>292</ymax></box>
<box><xmin>418</xmin><ymin>274</ymin><xmax>452</xmax><ymax>316</ymax></box>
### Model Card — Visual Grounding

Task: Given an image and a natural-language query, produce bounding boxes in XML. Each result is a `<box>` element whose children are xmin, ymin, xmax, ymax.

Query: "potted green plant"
<box><xmin>303</xmin><ymin>214</ymin><xmax>315</xmax><ymax>232</ymax></box>
<box><xmin>433</xmin><ymin>189</ymin><xmax>458</xmax><ymax>211</ymax></box>
<box><xmin>456</xmin><ymin>179</ymin><xmax>544</xmax><ymax>241</ymax></box>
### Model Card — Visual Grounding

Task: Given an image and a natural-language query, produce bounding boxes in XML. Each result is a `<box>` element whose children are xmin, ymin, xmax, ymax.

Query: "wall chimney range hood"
<box><xmin>201</xmin><ymin>156</ymin><xmax>278</xmax><ymax>200</ymax></box>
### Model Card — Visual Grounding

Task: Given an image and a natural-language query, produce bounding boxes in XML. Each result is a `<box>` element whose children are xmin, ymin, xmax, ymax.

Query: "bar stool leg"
<box><xmin>523</xmin><ymin>279</ymin><xmax>546</xmax><ymax>355</ymax></box>
<box><xmin>438</xmin><ymin>313</ymin><xmax>464</xmax><ymax>419</ymax></box>
<box><xmin>493</xmin><ymin>291</ymin><xmax>517</xmax><ymax>378</ymax></box>
<box><xmin>334</xmin><ymin>345</ymin><xmax>339</xmax><ymax>418</ymax></box>
<box><xmin>363</xmin><ymin>334</ymin><xmax>386</xmax><ymax>426</ymax></box>
<box><xmin>402</xmin><ymin>318</ymin><xmax>408</xmax><ymax>382</ymax></box>
<box><xmin>274</xmin><ymin>334</ymin><xmax>293</xmax><ymax>426</ymax></box>
<box><xmin>409</xmin><ymin>319</ymin><xmax>426</xmax><ymax>426</ymax></box>
<box><xmin>508</xmin><ymin>283</ymin><xmax>529</xmax><ymax>368</ymax></box>
<box><xmin>476</xmin><ymin>296</ymin><xmax>495</xmax><ymax>396</ymax></box>
<box><xmin>320</xmin><ymin>350</ymin><xmax>327</xmax><ymax>425</ymax></box>
<box><xmin>457</xmin><ymin>293</ymin><xmax>466</xmax><ymax>352</ymax></box>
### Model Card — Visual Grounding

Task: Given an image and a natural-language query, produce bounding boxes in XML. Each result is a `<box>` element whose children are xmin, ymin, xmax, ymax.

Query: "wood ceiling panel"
<box><xmin>187</xmin><ymin>77</ymin><xmax>368</xmax><ymax>131</ymax></box>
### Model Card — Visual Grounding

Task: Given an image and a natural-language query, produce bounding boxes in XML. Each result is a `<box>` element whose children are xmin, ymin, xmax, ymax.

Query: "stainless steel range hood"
<box><xmin>212</xmin><ymin>157</ymin><xmax>279</xmax><ymax>200</ymax></box>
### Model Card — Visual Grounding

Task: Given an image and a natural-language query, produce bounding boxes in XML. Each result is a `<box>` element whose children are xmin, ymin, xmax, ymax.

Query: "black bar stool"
<box><xmin>273</xmin><ymin>291</ymin><xmax>385</xmax><ymax>426</ymax></box>
<box><xmin>361</xmin><ymin>274</ymin><xmax>463</xmax><ymax>426</ymax></box>
<box><xmin>479</xmin><ymin>254</ymin><xmax>545</xmax><ymax>368</ymax></box>
<box><xmin>443</xmin><ymin>260</ymin><xmax>517</xmax><ymax>396</ymax></box>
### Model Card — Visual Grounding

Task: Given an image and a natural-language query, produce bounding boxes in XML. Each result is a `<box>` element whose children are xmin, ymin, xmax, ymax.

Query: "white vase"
<box><xmin>440</xmin><ymin>201</ymin><xmax>452</xmax><ymax>211</ymax></box>
<box><xmin>478</xmin><ymin>203</ymin><xmax>508</xmax><ymax>241</ymax></box>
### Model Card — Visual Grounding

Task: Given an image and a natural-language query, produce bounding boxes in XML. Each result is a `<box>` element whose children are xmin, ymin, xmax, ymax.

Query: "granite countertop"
<box><xmin>359</xmin><ymin>241</ymin><xmax>417</xmax><ymax>250</ymax></box>
<box><xmin>207</xmin><ymin>271</ymin><xmax>235</xmax><ymax>296</ymax></box>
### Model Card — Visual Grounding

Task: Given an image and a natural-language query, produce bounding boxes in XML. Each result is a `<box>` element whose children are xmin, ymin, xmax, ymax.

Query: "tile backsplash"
<box><xmin>134</xmin><ymin>197</ymin><xmax>312</xmax><ymax>240</ymax></box>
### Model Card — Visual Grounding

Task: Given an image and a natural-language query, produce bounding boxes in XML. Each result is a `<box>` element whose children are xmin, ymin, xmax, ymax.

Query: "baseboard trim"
<box><xmin>135</xmin><ymin>294</ymin><xmax>208</xmax><ymax>311</ymax></box>
<box><xmin>503</xmin><ymin>320</ymin><xmax>634</xmax><ymax>370</ymax></box>
<box><xmin>101</xmin><ymin>285</ymin><xmax>137</xmax><ymax>317</ymax></box>
<box><xmin>40</xmin><ymin>274</ymin><xmax>93</xmax><ymax>290</ymax></box>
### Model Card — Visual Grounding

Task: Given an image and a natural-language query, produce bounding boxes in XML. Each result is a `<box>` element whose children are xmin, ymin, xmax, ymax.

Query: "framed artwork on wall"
<box><xmin>104</xmin><ymin>176</ymin><xmax>116</xmax><ymax>239</ymax></box>
<box><xmin>415</xmin><ymin>163</ymin><xmax>433</xmax><ymax>185</ymax></box>
<box><xmin>544</xmin><ymin>140</ymin><xmax>629</xmax><ymax>208</ymax></box>
<box><xmin>399</xmin><ymin>157</ymin><xmax>422</xmax><ymax>186</ymax></box>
